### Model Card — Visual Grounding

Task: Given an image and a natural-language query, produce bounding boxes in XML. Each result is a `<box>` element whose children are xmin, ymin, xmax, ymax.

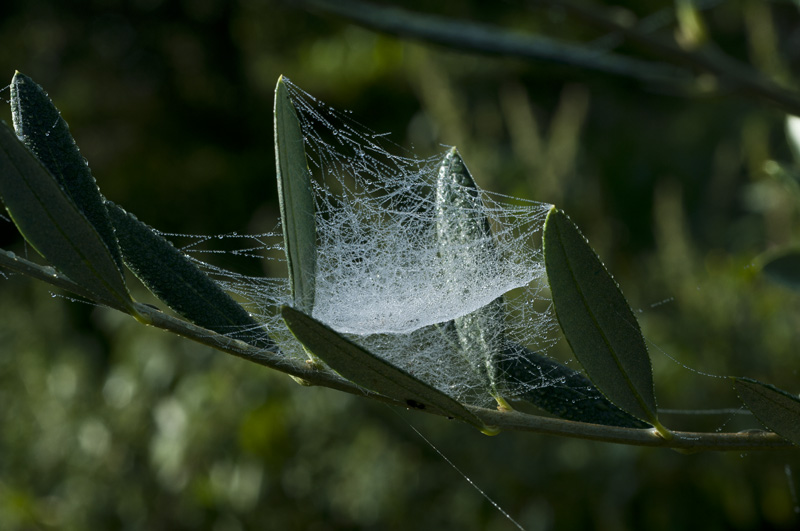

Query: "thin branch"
<box><xmin>560</xmin><ymin>0</ymin><xmax>725</xmax><ymax>53</ymax></box>
<box><xmin>525</xmin><ymin>0</ymin><xmax>800</xmax><ymax>114</ymax></box>
<box><xmin>291</xmin><ymin>0</ymin><xmax>800</xmax><ymax>115</ymax></box>
<box><xmin>1</xmin><ymin>247</ymin><xmax>794</xmax><ymax>452</ymax></box>
<box><xmin>476</xmin><ymin>408</ymin><xmax>790</xmax><ymax>452</ymax></box>
<box><xmin>289</xmin><ymin>0</ymin><xmax>692</xmax><ymax>86</ymax></box>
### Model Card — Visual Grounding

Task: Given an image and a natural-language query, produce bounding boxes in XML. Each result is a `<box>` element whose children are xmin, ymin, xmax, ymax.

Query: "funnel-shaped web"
<box><xmin>184</xmin><ymin>80</ymin><xmax>559</xmax><ymax>406</ymax></box>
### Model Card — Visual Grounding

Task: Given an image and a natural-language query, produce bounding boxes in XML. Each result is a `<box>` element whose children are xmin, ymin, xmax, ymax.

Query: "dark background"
<box><xmin>1</xmin><ymin>0</ymin><xmax>800</xmax><ymax>529</ymax></box>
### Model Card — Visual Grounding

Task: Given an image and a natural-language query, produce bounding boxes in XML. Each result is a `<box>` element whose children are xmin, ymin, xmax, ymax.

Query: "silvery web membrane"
<box><xmin>149</xmin><ymin>80</ymin><xmax>560</xmax><ymax>407</ymax></box>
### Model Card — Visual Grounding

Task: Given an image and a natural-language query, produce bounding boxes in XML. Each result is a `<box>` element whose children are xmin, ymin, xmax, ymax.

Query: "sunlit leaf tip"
<box><xmin>543</xmin><ymin>207</ymin><xmax>664</xmax><ymax>433</ymax></box>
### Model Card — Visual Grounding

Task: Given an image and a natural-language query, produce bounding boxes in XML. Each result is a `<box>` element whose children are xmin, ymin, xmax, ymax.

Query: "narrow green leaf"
<box><xmin>106</xmin><ymin>201</ymin><xmax>277</xmax><ymax>352</ymax></box>
<box><xmin>281</xmin><ymin>305</ymin><xmax>496</xmax><ymax>434</ymax></box>
<box><xmin>274</xmin><ymin>76</ymin><xmax>316</xmax><ymax>313</ymax></box>
<box><xmin>761</xmin><ymin>250</ymin><xmax>800</xmax><ymax>291</ymax></box>
<box><xmin>543</xmin><ymin>207</ymin><xmax>664</xmax><ymax>431</ymax></box>
<box><xmin>434</xmin><ymin>147</ymin><xmax>506</xmax><ymax>402</ymax></box>
<box><xmin>0</xmin><ymin>120</ymin><xmax>133</xmax><ymax>310</ymax></box>
<box><xmin>10</xmin><ymin>71</ymin><xmax>123</xmax><ymax>273</ymax></box>
<box><xmin>734</xmin><ymin>377</ymin><xmax>800</xmax><ymax>446</ymax></box>
<box><xmin>435</xmin><ymin>147</ymin><xmax>494</xmax><ymax>250</ymax></box>
<box><xmin>497</xmin><ymin>342</ymin><xmax>649</xmax><ymax>428</ymax></box>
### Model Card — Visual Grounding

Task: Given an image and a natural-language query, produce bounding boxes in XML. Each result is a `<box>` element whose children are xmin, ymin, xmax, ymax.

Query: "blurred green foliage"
<box><xmin>2</xmin><ymin>0</ymin><xmax>800</xmax><ymax>529</ymax></box>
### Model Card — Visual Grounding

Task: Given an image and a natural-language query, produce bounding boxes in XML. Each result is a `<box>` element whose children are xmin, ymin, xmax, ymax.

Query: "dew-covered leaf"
<box><xmin>543</xmin><ymin>207</ymin><xmax>662</xmax><ymax>429</ymax></box>
<box><xmin>274</xmin><ymin>76</ymin><xmax>316</xmax><ymax>313</ymax></box>
<box><xmin>734</xmin><ymin>377</ymin><xmax>800</xmax><ymax>446</ymax></box>
<box><xmin>497</xmin><ymin>342</ymin><xmax>649</xmax><ymax>428</ymax></box>
<box><xmin>0</xmin><ymin>120</ymin><xmax>133</xmax><ymax>310</ymax></box>
<box><xmin>435</xmin><ymin>147</ymin><xmax>494</xmax><ymax>251</ymax></box>
<box><xmin>281</xmin><ymin>305</ymin><xmax>495</xmax><ymax>434</ymax></box>
<box><xmin>107</xmin><ymin>201</ymin><xmax>276</xmax><ymax>351</ymax></box>
<box><xmin>10</xmin><ymin>71</ymin><xmax>123</xmax><ymax>273</ymax></box>
<box><xmin>435</xmin><ymin>147</ymin><xmax>506</xmax><ymax>401</ymax></box>
<box><xmin>761</xmin><ymin>250</ymin><xmax>800</xmax><ymax>291</ymax></box>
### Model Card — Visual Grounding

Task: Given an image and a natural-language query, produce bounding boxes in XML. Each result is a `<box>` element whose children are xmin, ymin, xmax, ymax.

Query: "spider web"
<box><xmin>171</xmin><ymin>79</ymin><xmax>558</xmax><ymax>407</ymax></box>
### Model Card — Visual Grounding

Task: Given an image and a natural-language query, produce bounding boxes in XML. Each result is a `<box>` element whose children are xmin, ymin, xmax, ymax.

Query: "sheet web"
<box><xmin>146</xmin><ymin>81</ymin><xmax>561</xmax><ymax>408</ymax></box>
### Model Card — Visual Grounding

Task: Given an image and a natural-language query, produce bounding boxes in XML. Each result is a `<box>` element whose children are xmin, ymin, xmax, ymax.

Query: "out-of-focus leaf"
<box><xmin>434</xmin><ymin>147</ymin><xmax>506</xmax><ymax>403</ymax></box>
<box><xmin>675</xmin><ymin>0</ymin><xmax>708</xmax><ymax>49</ymax></box>
<box><xmin>0</xmin><ymin>121</ymin><xmax>133</xmax><ymax>311</ymax></box>
<box><xmin>274</xmin><ymin>76</ymin><xmax>316</xmax><ymax>313</ymax></box>
<box><xmin>787</xmin><ymin>115</ymin><xmax>800</xmax><ymax>165</ymax></box>
<box><xmin>497</xmin><ymin>342</ymin><xmax>649</xmax><ymax>428</ymax></box>
<box><xmin>10</xmin><ymin>71</ymin><xmax>123</xmax><ymax>273</ymax></box>
<box><xmin>543</xmin><ymin>207</ymin><xmax>666</xmax><ymax>434</ymax></box>
<box><xmin>107</xmin><ymin>201</ymin><xmax>277</xmax><ymax>352</ymax></box>
<box><xmin>281</xmin><ymin>305</ymin><xmax>496</xmax><ymax>434</ymax></box>
<box><xmin>761</xmin><ymin>250</ymin><xmax>800</xmax><ymax>291</ymax></box>
<box><xmin>734</xmin><ymin>377</ymin><xmax>800</xmax><ymax>447</ymax></box>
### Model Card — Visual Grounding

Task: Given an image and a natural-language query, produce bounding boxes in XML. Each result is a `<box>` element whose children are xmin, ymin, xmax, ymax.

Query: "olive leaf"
<box><xmin>760</xmin><ymin>250</ymin><xmax>800</xmax><ymax>292</ymax></box>
<box><xmin>281</xmin><ymin>305</ymin><xmax>497</xmax><ymax>434</ymax></box>
<box><xmin>10</xmin><ymin>71</ymin><xmax>124</xmax><ymax>273</ymax></box>
<box><xmin>543</xmin><ymin>207</ymin><xmax>668</xmax><ymax>435</ymax></box>
<box><xmin>434</xmin><ymin>147</ymin><xmax>507</xmax><ymax>405</ymax></box>
<box><xmin>497</xmin><ymin>341</ymin><xmax>649</xmax><ymax>428</ymax></box>
<box><xmin>107</xmin><ymin>201</ymin><xmax>277</xmax><ymax>352</ymax></box>
<box><xmin>0</xmin><ymin>120</ymin><xmax>134</xmax><ymax>312</ymax></box>
<box><xmin>274</xmin><ymin>76</ymin><xmax>316</xmax><ymax>313</ymax></box>
<box><xmin>734</xmin><ymin>377</ymin><xmax>800</xmax><ymax>447</ymax></box>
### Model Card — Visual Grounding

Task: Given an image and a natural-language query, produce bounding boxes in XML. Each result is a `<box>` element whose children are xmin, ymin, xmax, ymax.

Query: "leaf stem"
<box><xmin>0</xmin><ymin>247</ymin><xmax>794</xmax><ymax>453</ymax></box>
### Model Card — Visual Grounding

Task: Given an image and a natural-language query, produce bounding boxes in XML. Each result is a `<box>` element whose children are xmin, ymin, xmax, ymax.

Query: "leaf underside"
<box><xmin>497</xmin><ymin>342</ymin><xmax>649</xmax><ymax>428</ymax></box>
<box><xmin>734</xmin><ymin>377</ymin><xmax>800</xmax><ymax>447</ymax></box>
<box><xmin>761</xmin><ymin>251</ymin><xmax>800</xmax><ymax>291</ymax></box>
<box><xmin>543</xmin><ymin>207</ymin><xmax>658</xmax><ymax>426</ymax></box>
<box><xmin>0</xmin><ymin>120</ymin><xmax>132</xmax><ymax>310</ymax></box>
<box><xmin>281</xmin><ymin>305</ymin><xmax>492</xmax><ymax>432</ymax></box>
